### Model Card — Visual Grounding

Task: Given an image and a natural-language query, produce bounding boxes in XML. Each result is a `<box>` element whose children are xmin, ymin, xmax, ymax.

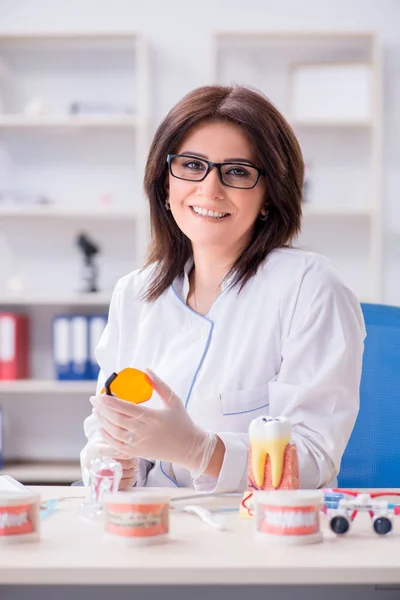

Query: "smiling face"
<box><xmin>167</xmin><ymin>120</ymin><xmax>267</xmax><ymax>255</ymax></box>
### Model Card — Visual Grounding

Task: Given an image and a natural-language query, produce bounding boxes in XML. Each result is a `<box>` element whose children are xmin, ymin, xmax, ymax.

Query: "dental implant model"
<box><xmin>240</xmin><ymin>416</ymin><xmax>300</xmax><ymax>518</ymax></box>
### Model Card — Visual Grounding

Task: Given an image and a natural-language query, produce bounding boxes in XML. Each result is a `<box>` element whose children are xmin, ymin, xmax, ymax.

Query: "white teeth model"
<box><xmin>265</xmin><ymin>510</ymin><xmax>317</xmax><ymax>529</ymax></box>
<box><xmin>110</xmin><ymin>512</ymin><xmax>161</xmax><ymax>527</ymax></box>
<box><xmin>249</xmin><ymin>416</ymin><xmax>292</xmax><ymax>489</ymax></box>
<box><xmin>192</xmin><ymin>206</ymin><xmax>228</xmax><ymax>219</ymax></box>
<box><xmin>0</xmin><ymin>510</ymin><xmax>29</xmax><ymax>529</ymax></box>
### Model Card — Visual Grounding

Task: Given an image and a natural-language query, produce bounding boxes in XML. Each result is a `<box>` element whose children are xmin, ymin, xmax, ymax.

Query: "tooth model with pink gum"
<box><xmin>240</xmin><ymin>416</ymin><xmax>300</xmax><ymax>518</ymax></box>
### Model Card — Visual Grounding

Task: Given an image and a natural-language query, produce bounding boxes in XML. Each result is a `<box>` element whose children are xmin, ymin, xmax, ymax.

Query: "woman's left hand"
<box><xmin>90</xmin><ymin>370</ymin><xmax>217</xmax><ymax>476</ymax></box>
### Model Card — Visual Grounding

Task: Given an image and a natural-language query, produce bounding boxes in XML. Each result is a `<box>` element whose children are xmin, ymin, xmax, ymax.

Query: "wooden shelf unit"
<box><xmin>212</xmin><ymin>30</ymin><xmax>382</xmax><ymax>302</ymax></box>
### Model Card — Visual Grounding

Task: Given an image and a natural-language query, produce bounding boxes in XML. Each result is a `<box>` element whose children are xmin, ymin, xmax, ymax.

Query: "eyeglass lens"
<box><xmin>170</xmin><ymin>155</ymin><xmax>259</xmax><ymax>189</ymax></box>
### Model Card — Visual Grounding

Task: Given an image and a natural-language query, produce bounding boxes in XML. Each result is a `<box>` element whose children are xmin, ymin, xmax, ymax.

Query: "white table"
<box><xmin>1</xmin><ymin>486</ymin><xmax>400</xmax><ymax>600</ymax></box>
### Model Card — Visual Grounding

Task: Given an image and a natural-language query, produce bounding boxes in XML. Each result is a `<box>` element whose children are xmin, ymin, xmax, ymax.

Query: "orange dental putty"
<box><xmin>101</xmin><ymin>368</ymin><xmax>153</xmax><ymax>404</ymax></box>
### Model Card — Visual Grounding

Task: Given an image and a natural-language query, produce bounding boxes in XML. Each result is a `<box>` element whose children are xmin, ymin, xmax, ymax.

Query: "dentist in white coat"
<box><xmin>81</xmin><ymin>85</ymin><xmax>366</xmax><ymax>492</ymax></box>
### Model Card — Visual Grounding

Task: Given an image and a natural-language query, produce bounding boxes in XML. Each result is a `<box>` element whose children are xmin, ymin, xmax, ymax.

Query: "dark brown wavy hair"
<box><xmin>143</xmin><ymin>85</ymin><xmax>303</xmax><ymax>301</ymax></box>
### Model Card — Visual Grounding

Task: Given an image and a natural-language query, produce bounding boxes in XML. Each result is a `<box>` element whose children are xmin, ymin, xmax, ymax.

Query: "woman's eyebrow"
<box><xmin>180</xmin><ymin>151</ymin><xmax>208</xmax><ymax>159</ymax></box>
<box><xmin>223</xmin><ymin>157</ymin><xmax>254</xmax><ymax>165</ymax></box>
<box><xmin>180</xmin><ymin>151</ymin><xmax>254</xmax><ymax>165</ymax></box>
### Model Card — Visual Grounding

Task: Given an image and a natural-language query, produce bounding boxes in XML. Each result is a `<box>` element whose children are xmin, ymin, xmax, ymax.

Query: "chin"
<box><xmin>188</xmin><ymin>234</ymin><xmax>230</xmax><ymax>248</ymax></box>
<box><xmin>177</xmin><ymin>221</ymin><xmax>224</xmax><ymax>244</ymax></box>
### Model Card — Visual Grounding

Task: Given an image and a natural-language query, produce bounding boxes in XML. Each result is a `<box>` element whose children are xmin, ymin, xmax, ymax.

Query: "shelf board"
<box><xmin>0</xmin><ymin>32</ymin><xmax>141</xmax><ymax>41</ymax></box>
<box><xmin>1</xmin><ymin>205</ymin><xmax>372</xmax><ymax>219</ymax></box>
<box><xmin>0</xmin><ymin>292</ymin><xmax>111</xmax><ymax>306</ymax></box>
<box><xmin>0</xmin><ymin>380</ymin><xmax>97</xmax><ymax>393</ymax></box>
<box><xmin>302</xmin><ymin>205</ymin><xmax>374</xmax><ymax>217</ymax></box>
<box><xmin>0</xmin><ymin>462</ymin><xmax>82</xmax><ymax>484</ymax></box>
<box><xmin>290</xmin><ymin>118</ymin><xmax>373</xmax><ymax>128</ymax></box>
<box><xmin>0</xmin><ymin>115</ymin><xmax>140</xmax><ymax>130</ymax></box>
<box><xmin>214</xmin><ymin>30</ymin><xmax>376</xmax><ymax>40</ymax></box>
<box><xmin>0</xmin><ymin>206</ymin><xmax>137</xmax><ymax>219</ymax></box>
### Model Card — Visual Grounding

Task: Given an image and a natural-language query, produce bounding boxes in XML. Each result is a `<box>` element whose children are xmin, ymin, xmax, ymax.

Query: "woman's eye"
<box><xmin>183</xmin><ymin>161</ymin><xmax>205</xmax><ymax>171</ymax></box>
<box><xmin>227</xmin><ymin>167</ymin><xmax>249</xmax><ymax>177</ymax></box>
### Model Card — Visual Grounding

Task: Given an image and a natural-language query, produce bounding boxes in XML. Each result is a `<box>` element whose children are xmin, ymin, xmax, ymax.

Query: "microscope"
<box><xmin>76</xmin><ymin>233</ymin><xmax>100</xmax><ymax>293</ymax></box>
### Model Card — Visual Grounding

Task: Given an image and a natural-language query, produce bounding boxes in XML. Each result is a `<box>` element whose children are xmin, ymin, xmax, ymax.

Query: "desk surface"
<box><xmin>1</xmin><ymin>486</ymin><xmax>400</xmax><ymax>586</ymax></box>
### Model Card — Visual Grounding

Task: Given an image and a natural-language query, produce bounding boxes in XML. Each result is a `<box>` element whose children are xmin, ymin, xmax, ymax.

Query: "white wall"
<box><xmin>1</xmin><ymin>0</ymin><xmax>399</xmax><ymax>302</ymax></box>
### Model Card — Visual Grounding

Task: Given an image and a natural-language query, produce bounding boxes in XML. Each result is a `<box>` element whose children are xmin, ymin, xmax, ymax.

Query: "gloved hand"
<box><xmin>81</xmin><ymin>438</ymin><xmax>139</xmax><ymax>490</ymax></box>
<box><xmin>90</xmin><ymin>369</ymin><xmax>218</xmax><ymax>477</ymax></box>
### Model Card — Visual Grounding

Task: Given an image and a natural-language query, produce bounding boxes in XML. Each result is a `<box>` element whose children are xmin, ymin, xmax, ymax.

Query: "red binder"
<box><xmin>0</xmin><ymin>313</ymin><xmax>30</xmax><ymax>380</ymax></box>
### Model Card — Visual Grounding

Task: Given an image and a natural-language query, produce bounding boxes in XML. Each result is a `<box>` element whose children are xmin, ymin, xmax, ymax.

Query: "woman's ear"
<box><xmin>260</xmin><ymin>199</ymin><xmax>269</xmax><ymax>217</ymax></box>
<box><xmin>258</xmin><ymin>200</ymin><xmax>270</xmax><ymax>222</ymax></box>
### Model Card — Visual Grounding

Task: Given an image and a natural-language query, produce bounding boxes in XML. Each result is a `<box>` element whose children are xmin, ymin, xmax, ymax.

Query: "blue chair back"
<box><xmin>338</xmin><ymin>303</ymin><xmax>400</xmax><ymax>488</ymax></box>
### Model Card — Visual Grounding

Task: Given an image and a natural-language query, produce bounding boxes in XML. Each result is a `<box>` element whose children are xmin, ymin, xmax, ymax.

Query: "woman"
<box><xmin>81</xmin><ymin>85</ymin><xmax>366</xmax><ymax>492</ymax></box>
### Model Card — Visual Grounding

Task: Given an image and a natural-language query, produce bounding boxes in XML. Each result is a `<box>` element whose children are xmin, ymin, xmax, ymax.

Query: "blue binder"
<box><xmin>53</xmin><ymin>315</ymin><xmax>72</xmax><ymax>380</ymax></box>
<box><xmin>88</xmin><ymin>315</ymin><xmax>107</xmax><ymax>380</ymax></box>
<box><xmin>53</xmin><ymin>314</ymin><xmax>107</xmax><ymax>381</ymax></box>
<box><xmin>70</xmin><ymin>315</ymin><xmax>90</xmax><ymax>380</ymax></box>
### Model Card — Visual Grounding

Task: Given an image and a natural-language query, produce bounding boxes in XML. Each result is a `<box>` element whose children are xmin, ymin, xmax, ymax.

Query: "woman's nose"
<box><xmin>197</xmin><ymin>166</ymin><xmax>225</xmax><ymax>199</ymax></box>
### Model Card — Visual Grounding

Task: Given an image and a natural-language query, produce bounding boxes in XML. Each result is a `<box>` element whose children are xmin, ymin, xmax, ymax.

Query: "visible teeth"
<box><xmin>264</xmin><ymin>510</ymin><xmax>317</xmax><ymax>529</ymax></box>
<box><xmin>0</xmin><ymin>510</ymin><xmax>29</xmax><ymax>529</ymax></box>
<box><xmin>192</xmin><ymin>206</ymin><xmax>228</xmax><ymax>218</ymax></box>
<box><xmin>249</xmin><ymin>416</ymin><xmax>292</xmax><ymax>489</ymax></box>
<box><xmin>109</xmin><ymin>511</ymin><xmax>162</xmax><ymax>528</ymax></box>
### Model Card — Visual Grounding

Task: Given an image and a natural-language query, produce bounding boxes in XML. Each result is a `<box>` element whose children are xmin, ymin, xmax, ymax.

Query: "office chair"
<box><xmin>338</xmin><ymin>303</ymin><xmax>400</xmax><ymax>488</ymax></box>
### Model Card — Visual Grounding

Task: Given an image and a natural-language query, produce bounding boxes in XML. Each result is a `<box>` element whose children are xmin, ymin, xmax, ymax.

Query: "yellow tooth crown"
<box><xmin>249</xmin><ymin>416</ymin><xmax>291</xmax><ymax>489</ymax></box>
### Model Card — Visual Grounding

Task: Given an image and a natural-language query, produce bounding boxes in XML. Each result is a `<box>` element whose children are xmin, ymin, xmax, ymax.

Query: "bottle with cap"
<box><xmin>102</xmin><ymin>368</ymin><xmax>153</xmax><ymax>404</ymax></box>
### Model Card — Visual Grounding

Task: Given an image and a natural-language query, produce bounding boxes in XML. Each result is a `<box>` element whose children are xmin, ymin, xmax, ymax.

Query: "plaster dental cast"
<box><xmin>80</xmin><ymin>85</ymin><xmax>366</xmax><ymax>493</ymax></box>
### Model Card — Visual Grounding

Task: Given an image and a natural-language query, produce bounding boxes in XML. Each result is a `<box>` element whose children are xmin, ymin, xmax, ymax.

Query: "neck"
<box><xmin>190</xmin><ymin>246</ymin><xmax>237</xmax><ymax>293</ymax></box>
<box><xmin>187</xmin><ymin>239</ymin><xmax>250</xmax><ymax>315</ymax></box>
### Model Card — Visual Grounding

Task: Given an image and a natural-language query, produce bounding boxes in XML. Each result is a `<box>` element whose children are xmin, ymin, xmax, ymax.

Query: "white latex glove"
<box><xmin>82</xmin><ymin>438</ymin><xmax>139</xmax><ymax>490</ymax></box>
<box><xmin>90</xmin><ymin>369</ymin><xmax>217</xmax><ymax>477</ymax></box>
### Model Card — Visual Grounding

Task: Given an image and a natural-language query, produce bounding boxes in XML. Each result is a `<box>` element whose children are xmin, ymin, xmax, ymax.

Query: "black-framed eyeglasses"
<box><xmin>167</xmin><ymin>154</ymin><xmax>265</xmax><ymax>190</ymax></box>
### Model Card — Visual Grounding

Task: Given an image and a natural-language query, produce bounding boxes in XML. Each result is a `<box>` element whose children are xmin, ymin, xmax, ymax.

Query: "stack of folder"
<box><xmin>52</xmin><ymin>314</ymin><xmax>107</xmax><ymax>381</ymax></box>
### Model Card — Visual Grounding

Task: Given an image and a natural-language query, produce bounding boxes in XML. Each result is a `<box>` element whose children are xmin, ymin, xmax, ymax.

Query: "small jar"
<box><xmin>0</xmin><ymin>491</ymin><xmax>40</xmax><ymax>544</ymax></box>
<box><xmin>102</xmin><ymin>491</ymin><xmax>170</xmax><ymax>545</ymax></box>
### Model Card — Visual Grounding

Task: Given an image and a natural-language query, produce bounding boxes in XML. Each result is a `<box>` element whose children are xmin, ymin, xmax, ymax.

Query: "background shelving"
<box><xmin>0</xmin><ymin>31</ymin><xmax>150</xmax><ymax>484</ymax></box>
<box><xmin>0</xmin><ymin>380</ymin><xmax>97</xmax><ymax>393</ymax></box>
<box><xmin>0</xmin><ymin>31</ymin><xmax>150</xmax><ymax>277</ymax></box>
<box><xmin>0</xmin><ymin>207</ymin><xmax>138</xmax><ymax>219</ymax></box>
<box><xmin>0</xmin><ymin>461</ymin><xmax>83</xmax><ymax>485</ymax></box>
<box><xmin>0</xmin><ymin>293</ymin><xmax>112</xmax><ymax>306</ymax></box>
<box><xmin>212</xmin><ymin>31</ymin><xmax>382</xmax><ymax>302</ymax></box>
<box><xmin>0</xmin><ymin>115</ymin><xmax>141</xmax><ymax>128</ymax></box>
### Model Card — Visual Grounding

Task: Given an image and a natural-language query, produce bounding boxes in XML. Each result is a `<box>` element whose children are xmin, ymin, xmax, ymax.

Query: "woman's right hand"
<box><xmin>82</xmin><ymin>439</ymin><xmax>139</xmax><ymax>490</ymax></box>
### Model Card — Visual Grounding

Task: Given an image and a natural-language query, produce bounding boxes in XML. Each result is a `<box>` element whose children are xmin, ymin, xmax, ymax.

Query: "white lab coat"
<box><xmin>81</xmin><ymin>247</ymin><xmax>366</xmax><ymax>492</ymax></box>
